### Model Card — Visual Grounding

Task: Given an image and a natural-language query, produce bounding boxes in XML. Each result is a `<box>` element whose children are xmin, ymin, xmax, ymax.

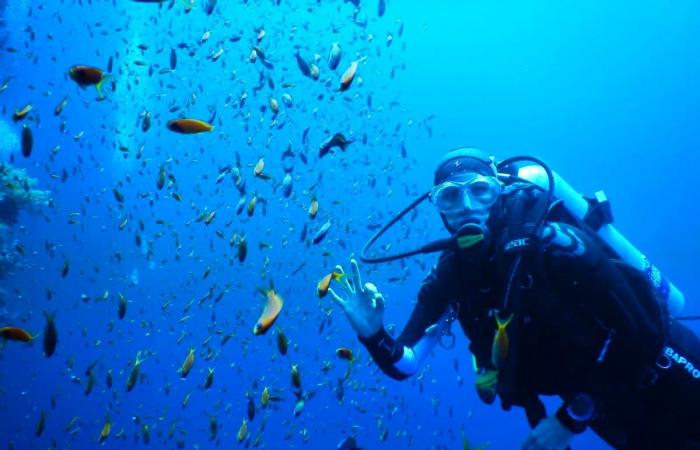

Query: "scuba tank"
<box><xmin>360</xmin><ymin>150</ymin><xmax>685</xmax><ymax>317</ymax></box>
<box><xmin>511</xmin><ymin>164</ymin><xmax>684</xmax><ymax>316</ymax></box>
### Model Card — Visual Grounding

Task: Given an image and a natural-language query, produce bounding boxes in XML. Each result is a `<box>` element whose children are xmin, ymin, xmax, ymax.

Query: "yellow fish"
<box><xmin>316</xmin><ymin>271</ymin><xmax>344</xmax><ymax>298</ymax></box>
<box><xmin>253</xmin><ymin>287</ymin><xmax>283</xmax><ymax>335</ymax></box>
<box><xmin>491</xmin><ymin>313</ymin><xmax>513</xmax><ymax>369</ymax></box>
<box><xmin>474</xmin><ymin>369</ymin><xmax>499</xmax><ymax>405</ymax></box>
<box><xmin>261</xmin><ymin>386</ymin><xmax>270</xmax><ymax>407</ymax></box>
<box><xmin>236</xmin><ymin>419</ymin><xmax>248</xmax><ymax>443</ymax></box>
<box><xmin>126</xmin><ymin>351</ymin><xmax>146</xmax><ymax>392</ymax></box>
<box><xmin>179</xmin><ymin>348</ymin><xmax>195</xmax><ymax>379</ymax></box>
<box><xmin>98</xmin><ymin>417</ymin><xmax>111</xmax><ymax>443</ymax></box>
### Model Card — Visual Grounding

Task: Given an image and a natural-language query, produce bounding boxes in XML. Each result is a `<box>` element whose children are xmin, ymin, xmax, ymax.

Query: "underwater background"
<box><xmin>1</xmin><ymin>0</ymin><xmax>699</xmax><ymax>449</ymax></box>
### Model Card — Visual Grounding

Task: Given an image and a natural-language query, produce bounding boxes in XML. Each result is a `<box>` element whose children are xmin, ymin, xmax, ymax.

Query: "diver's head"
<box><xmin>432</xmin><ymin>148</ymin><xmax>501</xmax><ymax>233</ymax></box>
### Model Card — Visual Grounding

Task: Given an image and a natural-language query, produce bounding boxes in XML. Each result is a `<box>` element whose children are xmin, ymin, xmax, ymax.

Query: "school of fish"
<box><xmin>0</xmin><ymin>0</ymin><xmax>486</xmax><ymax>449</ymax></box>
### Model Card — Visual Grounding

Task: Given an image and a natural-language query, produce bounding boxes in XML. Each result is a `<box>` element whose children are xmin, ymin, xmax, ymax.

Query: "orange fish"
<box><xmin>317</xmin><ymin>271</ymin><xmax>344</xmax><ymax>298</ymax></box>
<box><xmin>253</xmin><ymin>287</ymin><xmax>283</xmax><ymax>335</ymax></box>
<box><xmin>0</xmin><ymin>326</ymin><xmax>34</xmax><ymax>342</ymax></box>
<box><xmin>12</xmin><ymin>103</ymin><xmax>32</xmax><ymax>122</ymax></box>
<box><xmin>491</xmin><ymin>313</ymin><xmax>513</xmax><ymax>369</ymax></box>
<box><xmin>335</xmin><ymin>347</ymin><xmax>354</xmax><ymax>361</ymax></box>
<box><xmin>339</xmin><ymin>57</ymin><xmax>366</xmax><ymax>91</ymax></box>
<box><xmin>68</xmin><ymin>65</ymin><xmax>108</xmax><ymax>98</ymax></box>
<box><xmin>166</xmin><ymin>118</ymin><xmax>214</xmax><ymax>134</ymax></box>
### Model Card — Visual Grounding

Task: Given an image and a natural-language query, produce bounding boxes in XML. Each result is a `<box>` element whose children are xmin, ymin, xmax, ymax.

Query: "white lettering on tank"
<box><xmin>659</xmin><ymin>346</ymin><xmax>700</xmax><ymax>379</ymax></box>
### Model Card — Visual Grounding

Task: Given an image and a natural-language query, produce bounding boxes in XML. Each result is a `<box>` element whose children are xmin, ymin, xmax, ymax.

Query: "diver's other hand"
<box><xmin>328</xmin><ymin>258</ymin><xmax>384</xmax><ymax>339</ymax></box>
<box><xmin>521</xmin><ymin>415</ymin><xmax>574</xmax><ymax>450</ymax></box>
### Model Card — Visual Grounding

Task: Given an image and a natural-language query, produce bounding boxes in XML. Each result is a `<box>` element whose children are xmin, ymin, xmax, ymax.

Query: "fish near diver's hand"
<box><xmin>328</xmin><ymin>258</ymin><xmax>385</xmax><ymax>339</ymax></box>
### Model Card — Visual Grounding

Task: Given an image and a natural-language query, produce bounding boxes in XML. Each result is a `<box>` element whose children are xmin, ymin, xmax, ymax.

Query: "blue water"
<box><xmin>1</xmin><ymin>1</ymin><xmax>699</xmax><ymax>449</ymax></box>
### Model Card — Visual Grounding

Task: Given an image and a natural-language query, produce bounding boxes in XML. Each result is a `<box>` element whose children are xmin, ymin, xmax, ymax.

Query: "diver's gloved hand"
<box><xmin>521</xmin><ymin>415</ymin><xmax>574</xmax><ymax>450</ymax></box>
<box><xmin>328</xmin><ymin>258</ymin><xmax>385</xmax><ymax>339</ymax></box>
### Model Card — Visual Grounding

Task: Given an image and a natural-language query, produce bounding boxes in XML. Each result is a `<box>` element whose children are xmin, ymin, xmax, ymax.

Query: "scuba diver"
<box><xmin>328</xmin><ymin>148</ymin><xmax>700</xmax><ymax>450</ymax></box>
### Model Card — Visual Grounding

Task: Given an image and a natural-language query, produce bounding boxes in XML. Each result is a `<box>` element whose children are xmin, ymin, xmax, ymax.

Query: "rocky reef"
<box><xmin>0</xmin><ymin>162</ymin><xmax>50</xmax><ymax>278</ymax></box>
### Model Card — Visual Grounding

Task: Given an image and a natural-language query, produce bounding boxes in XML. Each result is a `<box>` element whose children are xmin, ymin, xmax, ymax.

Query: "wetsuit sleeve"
<box><xmin>358</xmin><ymin>256</ymin><xmax>451</xmax><ymax>380</ymax></box>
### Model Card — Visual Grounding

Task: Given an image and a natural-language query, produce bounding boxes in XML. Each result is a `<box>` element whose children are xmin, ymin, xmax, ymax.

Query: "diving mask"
<box><xmin>430</xmin><ymin>174</ymin><xmax>502</xmax><ymax>214</ymax></box>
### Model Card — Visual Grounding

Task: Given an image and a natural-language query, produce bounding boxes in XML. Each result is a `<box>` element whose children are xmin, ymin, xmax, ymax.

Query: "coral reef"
<box><xmin>0</xmin><ymin>163</ymin><xmax>50</xmax><ymax>278</ymax></box>
<box><xmin>0</xmin><ymin>163</ymin><xmax>50</xmax><ymax>225</ymax></box>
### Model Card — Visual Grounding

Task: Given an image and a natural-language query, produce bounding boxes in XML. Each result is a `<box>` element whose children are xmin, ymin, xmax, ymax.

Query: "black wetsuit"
<box><xmin>360</xmin><ymin>221</ymin><xmax>700</xmax><ymax>449</ymax></box>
